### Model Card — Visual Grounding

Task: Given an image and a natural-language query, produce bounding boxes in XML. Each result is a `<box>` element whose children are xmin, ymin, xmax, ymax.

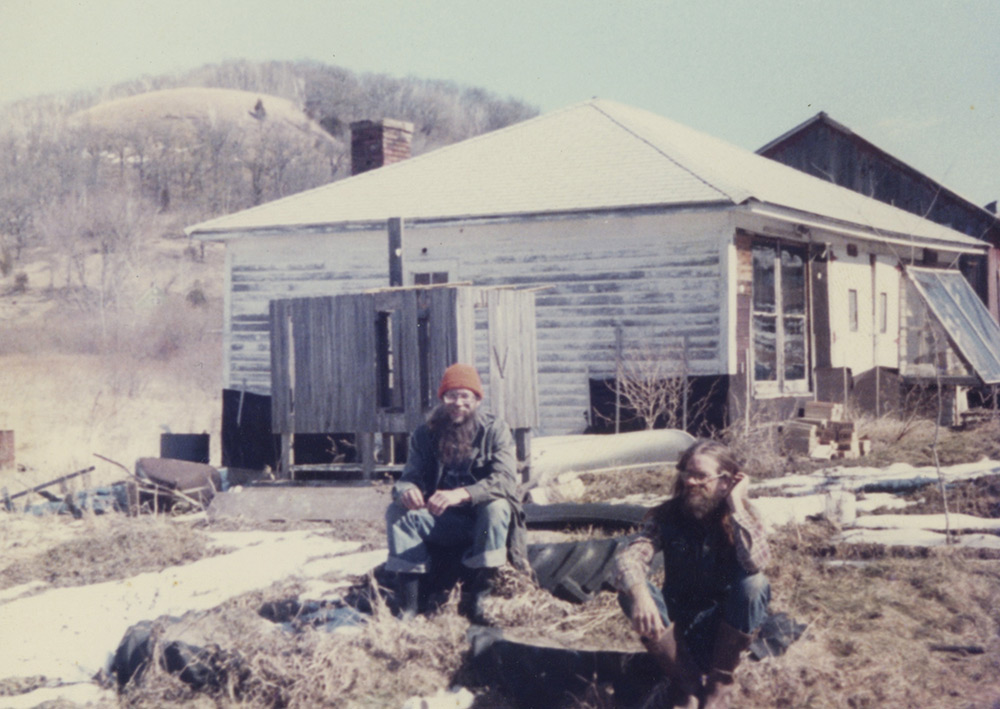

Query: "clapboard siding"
<box><xmin>220</xmin><ymin>209</ymin><xmax>732</xmax><ymax>434</ymax></box>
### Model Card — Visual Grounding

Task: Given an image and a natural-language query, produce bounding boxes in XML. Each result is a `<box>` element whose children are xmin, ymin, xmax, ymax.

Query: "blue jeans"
<box><xmin>385</xmin><ymin>498</ymin><xmax>512</xmax><ymax>574</ymax></box>
<box><xmin>619</xmin><ymin>572</ymin><xmax>770</xmax><ymax>670</ymax></box>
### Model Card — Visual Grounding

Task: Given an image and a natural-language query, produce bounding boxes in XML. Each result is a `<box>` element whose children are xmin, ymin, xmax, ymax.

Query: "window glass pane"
<box><xmin>413</xmin><ymin>273</ymin><xmax>431</xmax><ymax>285</ymax></box>
<box><xmin>781</xmin><ymin>247</ymin><xmax>806</xmax><ymax>316</ymax></box>
<box><xmin>783</xmin><ymin>316</ymin><xmax>806</xmax><ymax>380</ymax></box>
<box><xmin>753</xmin><ymin>314</ymin><xmax>777</xmax><ymax>380</ymax></box>
<box><xmin>879</xmin><ymin>292</ymin><xmax>888</xmax><ymax>333</ymax></box>
<box><xmin>752</xmin><ymin>245</ymin><xmax>775</xmax><ymax>314</ymax></box>
<box><xmin>910</xmin><ymin>268</ymin><xmax>1000</xmax><ymax>382</ymax></box>
<box><xmin>432</xmin><ymin>272</ymin><xmax>449</xmax><ymax>284</ymax></box>
<box><xmin>849</xmin><ymin>289</ymin><xmax>859</xmax><ymax>332</ymax></box>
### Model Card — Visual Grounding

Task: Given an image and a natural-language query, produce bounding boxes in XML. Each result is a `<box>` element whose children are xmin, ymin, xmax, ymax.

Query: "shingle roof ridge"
<box><xmin>586</xmin><ymin>100</ymin><xmax>736</xmax><ymax>203</ymax></box>
<box><xmin>187</xmin><ymin>102</ymin><xmax>594</xmax><ymax>233</ymax></box>
<box><xmin>588</xmin><ymin>99</ymin><xmax>762</xmax><ymax>202</ymax></box>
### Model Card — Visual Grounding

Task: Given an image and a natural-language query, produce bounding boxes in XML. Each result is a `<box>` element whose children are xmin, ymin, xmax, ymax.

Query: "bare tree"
<box><xmin>600</xmin><ymin>337</ymin><xmax>710</xmax><ymax>432</ymax></box>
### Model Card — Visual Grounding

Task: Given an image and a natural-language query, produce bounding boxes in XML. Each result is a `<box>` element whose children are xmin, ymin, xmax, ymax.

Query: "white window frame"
<box><xmin>752</xmin><ymin>241</ymin><xmax>809</xmax><ymax>396</ymax></box>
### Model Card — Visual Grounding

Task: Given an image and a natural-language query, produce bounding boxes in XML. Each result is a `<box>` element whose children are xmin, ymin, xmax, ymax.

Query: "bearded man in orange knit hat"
<box><xmin>385</xmin><ymin>363</ymin><xmax>523</xmax><ymax>623</ymax></box>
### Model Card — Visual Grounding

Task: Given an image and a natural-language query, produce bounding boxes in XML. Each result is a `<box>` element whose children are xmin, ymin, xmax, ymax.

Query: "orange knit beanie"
<box><xmin>437</xmin><ymin>363</ymin><xmax>484</xmax><ymax>399</ymax></box>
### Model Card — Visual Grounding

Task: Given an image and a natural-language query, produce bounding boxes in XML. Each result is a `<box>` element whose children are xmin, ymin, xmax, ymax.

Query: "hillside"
<box><xmin>0</xmin><ymin>60</ymin><xmax>537</xmax><ymax>489</ymax></box>
<box><xmin>71</xmin><ymin>87</ymin><xmax>333</xmax><ymax>140</ymax></box>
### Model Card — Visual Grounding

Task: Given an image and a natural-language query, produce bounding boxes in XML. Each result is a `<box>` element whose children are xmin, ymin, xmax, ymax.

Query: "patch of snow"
<box><xmin>0</xmin><ymin>530</ymin><xmax>383</xmax><ymax>686</ymax></box>
<box><xmin>400</xmin><ymin>686</ymin><xmax>476</xmax><ymax>709</ymax></box>
<box><xmin>752</xmin><ymin>495</ymin><xmax>828</xmax><ymax>529</ymax></box>
<box><xmin>836</xmin><ymin>528</ymin><xmax>1000</xmax><ymax>550</ymax></box>
<box><xmin>0</xmin><ymin>580</ymin><xmax>47</xmax><ymax>603</ymax></box>
<box><xmin>751</xmin><ymin>459</ymin><xmax>1000</xmax><ymax>497</ymax></box>
<box><xmin>854</xmin><ymin>493</ymin><xmax>910</xmax><ymax>513</ymax></box>
<box><xmin>851</xmin><ymin>513</ymin><xmax>1000</xmax><ymax>532</ymax></box>
<box><xmin>1</xmin><ymin>682</ymin><xmax>115</xmax><ymax>709</ymax></box>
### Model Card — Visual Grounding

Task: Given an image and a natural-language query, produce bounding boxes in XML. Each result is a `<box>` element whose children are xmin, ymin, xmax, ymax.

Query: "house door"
<box><xmin>751</xmin><ymin>240</ymin><xmax>809</xmax><ymax>396</ymax></box>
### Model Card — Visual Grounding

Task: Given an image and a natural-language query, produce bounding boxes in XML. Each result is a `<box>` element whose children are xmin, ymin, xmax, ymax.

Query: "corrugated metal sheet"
<box><xmin>186</xmin><ymin>100</ymin><xmax>982</xmax><ymax>249</ymax></box>
<box><xmin>906</xmin><ymin>267</ymin><xmax>1000</xmax><ymax>384</ymax></box>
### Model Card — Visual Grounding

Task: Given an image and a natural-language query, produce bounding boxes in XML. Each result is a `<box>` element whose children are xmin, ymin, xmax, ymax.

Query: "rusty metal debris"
<box><xmin>1</xmin><ymin>466</ymin><xmax>96</xmax><ymax>511</ymax></box>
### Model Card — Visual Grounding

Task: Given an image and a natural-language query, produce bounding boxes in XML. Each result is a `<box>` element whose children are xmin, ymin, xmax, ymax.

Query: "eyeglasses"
<box><xmin>680</xmin><ymin>470</ymin><xmax>727</xmax><ymax>487</ymax></box>
<box><xmin>442</xmin><ymin>391</ymin><xmax>478</xmax><ymax>404</ymax></box>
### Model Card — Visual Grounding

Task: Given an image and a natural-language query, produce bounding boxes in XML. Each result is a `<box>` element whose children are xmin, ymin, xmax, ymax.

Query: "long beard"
<box><xmin>428</xmin><ymin>406</ymin><xmax>479</xmax><ymax>467</ymax></box>
<box><xmin>683</xmin><ymin>486</ymin><xmax>727</xmax><ymax>521</ymax></box>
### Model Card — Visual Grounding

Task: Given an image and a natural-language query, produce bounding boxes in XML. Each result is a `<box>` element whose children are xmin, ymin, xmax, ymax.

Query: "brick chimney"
<box><xmin>350</xmin><ymin>119</ymin><xmax>414</xmax><ymax>176</ymax></box>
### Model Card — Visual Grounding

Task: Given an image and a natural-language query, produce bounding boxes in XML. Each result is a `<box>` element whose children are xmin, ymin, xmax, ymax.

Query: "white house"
<box><xmin>187</xmin><ymin>100</ymin><xmax>999</xmax><ymax>437</ymax></box>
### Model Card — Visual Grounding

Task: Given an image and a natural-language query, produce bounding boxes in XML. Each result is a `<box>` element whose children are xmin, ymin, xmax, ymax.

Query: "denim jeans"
<box><xmin>385</xmin><ymin>498</ymin><xmax>512</xmax><ymax>574</ymax></box>
<box><xmin>619</xmin><ymin>572</ymin><xmax>770</xmax><ymax>670</ymax></box>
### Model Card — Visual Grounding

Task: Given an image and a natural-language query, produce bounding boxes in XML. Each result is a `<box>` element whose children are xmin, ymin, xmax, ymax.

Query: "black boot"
<box><xmin>460</xmin><ymin>567</ymin><xmax>498</xmax><ymax>625</ymax></box>
<box><xmin>396</xmin><ymin>572</ymin><xmax>421</xmax><ymax>619</ymax></box>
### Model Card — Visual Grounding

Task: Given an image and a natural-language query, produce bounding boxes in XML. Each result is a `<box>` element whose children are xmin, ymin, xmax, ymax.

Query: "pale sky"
<box><xmin>1</xmin><ymin>0</ymin><xmax>997</xmax><ymax>207</ymax></box>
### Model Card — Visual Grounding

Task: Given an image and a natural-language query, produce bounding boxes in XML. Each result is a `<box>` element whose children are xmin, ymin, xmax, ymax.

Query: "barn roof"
<box><xmin>186</xmin><ymin>100</ymin><xmax>983</xmax><ymax>249</ymax></box>
<box><xmin>757</xmin><ymin>111</ymin><xmax>1000</xmax><ymax>234</ymax></box>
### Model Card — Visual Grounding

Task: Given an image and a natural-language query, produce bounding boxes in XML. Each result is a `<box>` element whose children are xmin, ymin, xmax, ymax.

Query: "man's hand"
<box><xmin>400</xmin><ymin>487</ymin><xmax>426</xmax><ymax>510</ymax></box>
<box><xmin>426</xmin><ymin>488</ymin><xmax>471</xmax><ymax>516</ymax></box>
<box><xmin>726</xmin><ymin>471</ymin><xmax>749</xmax><ymax>513</ymax></box>
<box><xmin>629</xmin><ymin>586</ymin><xmax>667</xmax><ymax>639</ymax></box>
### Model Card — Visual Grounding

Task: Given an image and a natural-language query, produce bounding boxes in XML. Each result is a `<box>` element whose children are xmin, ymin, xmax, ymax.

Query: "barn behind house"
<box><xmin>187</xmin><ymin>100</ymin><xmax>1000</xmax><ymax>447</ymax></box>
<box><xmin>757</xmin><ymin>111</ymin><xmax>1000</xmax><ymax>322</ymax></box>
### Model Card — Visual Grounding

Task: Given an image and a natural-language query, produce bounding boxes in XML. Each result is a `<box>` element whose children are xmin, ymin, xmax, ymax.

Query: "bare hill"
<box><xmin>71</xmin><ymin>86</ymin><xmax>337</xmax><ymax>148</ymax></box>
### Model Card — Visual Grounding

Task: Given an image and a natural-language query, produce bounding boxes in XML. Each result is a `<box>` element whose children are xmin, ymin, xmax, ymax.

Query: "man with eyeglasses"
<box><xmin>385</xmin><ymin>363</ymin><xmax>522</xmax><ymax>623</ymax></box>
<box><xmin>613</xmin><ymin>439</ymin><xmax>771</xmax><ymax>709</ymax></box>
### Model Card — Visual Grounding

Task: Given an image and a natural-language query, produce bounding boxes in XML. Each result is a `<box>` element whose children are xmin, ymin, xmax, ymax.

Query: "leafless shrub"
<box><xmin>718</xmin><ymin>401</ymin><xmax>789</xmax><ymax>479</ymax></box>
<box><xmin>599</xmin><ymin>338</ymin><xmax>713</xmax><ymax>432</ymax></box>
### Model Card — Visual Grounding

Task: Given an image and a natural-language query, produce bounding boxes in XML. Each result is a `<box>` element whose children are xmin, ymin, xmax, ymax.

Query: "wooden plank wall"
<box><xmin>455</xmin><ymin>217</ymin><xmax>724</xmax><ymax>434</ymax></box>
<box><xmin>270</xmin><ymin>295</ymin><xmax>379</xmax><ymax>434</ymax></box>
<box><xmin>269</xmin><ymin>287</ymin><xmax>487</xmax><ymax>436</ymax></box>
<box><xmin>230</xmin><ymin>234</ymin><xmax>386</xmax><ymax>393</ymax></box>
<box><xmin>486</xmin><ymin>289</ymin><xmax>539</xmax><ymax>429</ymax></box>
<box><xmin>231</xmin><ymin>211</ymin><xmax>726</xmax><ymax>435</ymax></box>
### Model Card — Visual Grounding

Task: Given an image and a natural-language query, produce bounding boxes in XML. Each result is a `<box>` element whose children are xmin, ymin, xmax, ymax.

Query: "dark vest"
<box><xmin>654</xmin><ymin>498</ymin><xmax>739</xmax><ymax>613</ymax></box>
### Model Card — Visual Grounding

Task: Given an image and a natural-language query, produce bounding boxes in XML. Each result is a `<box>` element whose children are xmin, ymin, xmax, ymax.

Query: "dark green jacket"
<box><xmin>393</xmin><ymin>413</ymin><xmax>529</xmax><ymax>571</ymax></box>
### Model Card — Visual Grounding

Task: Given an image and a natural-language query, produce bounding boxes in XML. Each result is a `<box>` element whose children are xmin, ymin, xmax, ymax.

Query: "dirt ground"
<box><xmin>2</xmin><ymin>460</ymin><xmax>999</xmax><ymax>708</ymax></box>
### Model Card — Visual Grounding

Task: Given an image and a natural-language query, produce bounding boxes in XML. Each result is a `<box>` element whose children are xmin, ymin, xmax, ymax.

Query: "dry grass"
<box><xmin>853</xmin><ymin>416</ymin><xmax>1000</xmax><ymax>469</ymax></box>
<box><xmin>107</xmin><ymin>520</ymin><xmax>1000</xmax><ymax>708</ymax></box>
<box><xmin>875</xmin><ymin>474</ymin><xmax>1000</xmax><ymax>519</ymax></box>
<box><xmin>742</xmin><ymin>522</ymin><xmax>1000</xmax><ymax>709</ymax></box>
<box><xmin>579</xmin><ymin>465</ymin><xmax>675</xmax><ymax>503</ymax></box>
<box><xmin>0</xmin><ymin>513</ymin><xmax>210</xmax><ymax>591</ymax></box>
<box><xmin>120</xmin><ymin>577</ymin><xmax>473</xmax><ymax>709</ymax></box>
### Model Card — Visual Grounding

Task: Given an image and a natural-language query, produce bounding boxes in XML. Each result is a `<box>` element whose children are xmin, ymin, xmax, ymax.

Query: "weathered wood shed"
<box><xmin>269</xmin><ymin>284</ymin><xmax>538</xmax><ymax>474</ymax></box>
<box><xmin>187</xmin><ymin>100</ymin><xmax>998</xmax><ymax>435</ymax></box>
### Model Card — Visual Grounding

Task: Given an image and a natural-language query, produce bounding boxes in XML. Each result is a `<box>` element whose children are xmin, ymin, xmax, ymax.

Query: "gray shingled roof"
<box><xmin>186</xmin><ymin>100</ymin><xmax>983</xmax><ymax>248</ymax></box>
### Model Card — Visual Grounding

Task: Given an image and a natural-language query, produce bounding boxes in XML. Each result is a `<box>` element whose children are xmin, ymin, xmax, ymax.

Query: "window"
<box><xmin>376</xmin><ymin>311</ymin><xmax>404</xmax><ymax>410</ymax></box>
<box><xmin>879</xmin><ymin>292</ymin><xmax>888</xmax><ymax>333</ymax></box>
<box><xmin>752</xmin><ymin>242</ymin><xmax>807</xmax><ymax>390</ymax></box>
<box><xmin>849</xmin><ymin>290</ymin><xmax>859</xmax><ymax>332</ymax></box>
<box><xmin>408</xmin><ymin>259</ymin><xmax>456</xmax><ymax>287</ymax></box>
<box><xmin>412</xmin><ymin>271</ymin><xmax>449</xmax><ymax>285</ymax></box>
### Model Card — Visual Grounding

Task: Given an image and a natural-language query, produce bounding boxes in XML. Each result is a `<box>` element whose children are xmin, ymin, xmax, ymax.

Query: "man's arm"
<box><xmin>393</xmin><ymin>427</ymin><xmax>433</xmax><ymax>506</ymax></box>
<box><xmin>461</xmin><ymin>419</ymin><xmax>518</xmax><ymax>505</ymax></box>
<box><xmin>727</xmin><ymin>474</ymin><xmax>771</xmax><ymax>573</ymax></box>
<box><xmin>613</xmin><ymin>515</ymin><xmax>666</xmax><ymax>638</ymax></box>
